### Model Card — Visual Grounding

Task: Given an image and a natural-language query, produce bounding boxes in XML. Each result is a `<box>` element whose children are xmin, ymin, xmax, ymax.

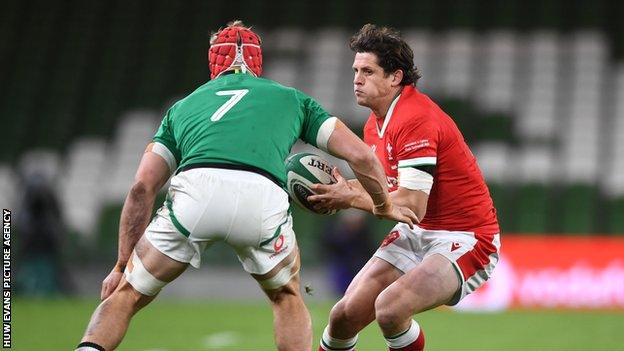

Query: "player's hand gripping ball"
<box><xmin>285</xmin><ymin>152</ymin><xmax>338</xmax><ymax>215</ymax></box>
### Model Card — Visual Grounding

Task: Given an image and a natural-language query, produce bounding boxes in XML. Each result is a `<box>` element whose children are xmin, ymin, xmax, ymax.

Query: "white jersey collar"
<box><xmin>375</xmin><ymin>92</ymin><xmax>401</xmax><ymax>138</ymax></box>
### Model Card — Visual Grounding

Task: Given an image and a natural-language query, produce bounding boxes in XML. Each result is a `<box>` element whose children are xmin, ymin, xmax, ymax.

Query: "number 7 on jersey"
<box><xmin>210</xmin><ymin>89</ymin><xmax>249</xmax><ymax>121</ymax></box>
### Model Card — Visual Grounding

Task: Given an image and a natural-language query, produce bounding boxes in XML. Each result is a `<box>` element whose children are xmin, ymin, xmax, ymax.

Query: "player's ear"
<box><xmin>391</xmin><ymin>69</ymin><xmax>403</xmax><ymax>86</ymax></box>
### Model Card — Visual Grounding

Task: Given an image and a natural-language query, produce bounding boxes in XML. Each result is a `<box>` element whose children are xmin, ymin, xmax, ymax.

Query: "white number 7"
<box><xmin>210</xmin><ymin>89</ymin><xmax>249</xmax><ymax>121</ymax></box>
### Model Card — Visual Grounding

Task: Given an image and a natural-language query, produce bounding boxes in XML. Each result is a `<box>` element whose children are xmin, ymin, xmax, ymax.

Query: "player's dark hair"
<box><xmin>350</xmin><ymin>24</ymin><xmax>421</xmax><ymax>86</ymax></box>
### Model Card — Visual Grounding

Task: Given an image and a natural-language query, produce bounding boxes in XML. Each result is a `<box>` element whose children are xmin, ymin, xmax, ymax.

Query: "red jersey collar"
<box><xmin>374</xmin><ymin>85</ymin><xmax>417</xmax><ymax>138</ymax></box>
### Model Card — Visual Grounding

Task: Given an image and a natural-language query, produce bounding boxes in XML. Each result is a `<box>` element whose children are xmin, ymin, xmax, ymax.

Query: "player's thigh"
<box><xmin>108</xmin><ymin>237</ymin><xmax>189</xmax><ymax>311</ymax></box>
<box><xmin>251</xmin><ymin>245</ymin><xmax>302</xmax><ymax>301</ymax></box>
<box><xmin>337</xmin><ymin>257</ymin><xmax>402</xmax><ymax>319</ymax></box>
<box><xmin>134</xmin><ymin>235</ymin><xmax>189</xmax><ymax>282</ymax></box>
<box><xmin>119</xmin><ymin>235</ymin><xmax>189</xmax><ymax>301</ymax></box>
<box><xmin>378</xmin><ymin>253</ymin><xmax>459</xmax><ymax>315</ymax></box>
<box><xmin>234</xmin><ymin>182</ymin><xmax>298</xmax><ymax>296</ymax></box>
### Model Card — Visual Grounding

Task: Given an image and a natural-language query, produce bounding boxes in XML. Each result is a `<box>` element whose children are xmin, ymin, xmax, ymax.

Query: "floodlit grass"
<box><xmin>14</xmin><ymin>298</ymin><xmax>624</xmax><ymax>350</ymax></box>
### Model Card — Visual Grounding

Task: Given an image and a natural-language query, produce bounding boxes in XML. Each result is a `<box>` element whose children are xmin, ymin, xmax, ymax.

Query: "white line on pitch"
<box><xmin>202</xmin><ymin>331</ymin><xmax>241</xmax><ymax>349</ymax></box>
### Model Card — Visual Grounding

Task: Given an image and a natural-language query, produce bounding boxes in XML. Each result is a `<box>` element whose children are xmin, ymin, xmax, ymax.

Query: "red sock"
<box><xmin>389</xmin><ymin>329</ymin><xmax>424</xmax><ymax>350</ymax></box>
<box><xmin>389</xmin><ymin>329</ymin><xmax>424</xmax><ymax>351</ymax></box>
<box><xmin>386</xmin><ymin>320</ymin><xmax>425</xmax><ymax>351</ymax></box>
<box><xmin>319</xmin><ymin>326</ymin><xmax>358</xmax><ymax>351</ymax></box>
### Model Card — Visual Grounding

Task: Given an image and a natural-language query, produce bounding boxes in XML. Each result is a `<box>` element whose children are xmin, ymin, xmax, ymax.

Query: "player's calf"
<box><xmin>318</xmin><ymin>300</ymin><xmax>371</xmax><ymax>351</ymax></box>
<box><xmin>78</xmin><ymin>282</ymin><xmax>157</xmax><ymax>351</ymax></box>
<box><xmin>376</xmin><ymin>308</ymin><xmax>425</xmax><ymax>350</ymax></box>
<box><xmin>255</xmin><ymin>248</ymin><xmax>313</xmax><ymax>351</ymax></box>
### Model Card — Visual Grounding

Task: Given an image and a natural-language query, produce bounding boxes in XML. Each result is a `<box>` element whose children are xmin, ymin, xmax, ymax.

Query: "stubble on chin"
<box><xmin>354</xmin><ymin>95</ymin><xmax>367</xmax><ymax>107</ymax></box>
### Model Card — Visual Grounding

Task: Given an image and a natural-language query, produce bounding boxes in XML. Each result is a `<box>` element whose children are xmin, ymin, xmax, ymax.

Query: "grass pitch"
<box><xmin>14</xmin><ymin>298</ymin><xmax>624</xmax><ymax>350</ymax></box>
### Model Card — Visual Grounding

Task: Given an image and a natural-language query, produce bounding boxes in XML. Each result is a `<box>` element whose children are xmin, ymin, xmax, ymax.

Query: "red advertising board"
<box><xmin>455</xmin><ymin>235</ymin><xmax>624</xmax><ymax>311</ymax></box>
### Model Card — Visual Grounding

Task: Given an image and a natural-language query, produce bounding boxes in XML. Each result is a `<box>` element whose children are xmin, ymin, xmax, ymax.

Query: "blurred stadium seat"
<box><xmin>61</xmin><ymin>138</ymin><xmax>107</xmax><ymax>240</ymax></box>
<box><xmin>105</xmin><ymin>111</ymin><xmax>159</xmax><ymax>203</ymax></box>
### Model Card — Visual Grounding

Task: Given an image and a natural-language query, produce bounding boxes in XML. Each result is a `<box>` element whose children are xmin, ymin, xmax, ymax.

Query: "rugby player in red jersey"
<box><xmin>310</xmin><ymin>24</ymin><xmax>501</xmax><ymax>351</ymax></box>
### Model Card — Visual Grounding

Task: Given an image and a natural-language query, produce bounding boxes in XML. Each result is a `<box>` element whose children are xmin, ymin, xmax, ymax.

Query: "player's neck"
<box><xmin>373</xmin><ymin>87</ymin><xmax>403</xmax><ymax>120</ymax></box>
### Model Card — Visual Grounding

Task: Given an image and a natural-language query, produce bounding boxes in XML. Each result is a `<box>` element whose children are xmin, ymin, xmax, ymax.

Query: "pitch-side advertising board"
<box><xmin>455</xmin><ymin>235</ymin><xmax>624</xmax><ymax>311</ymax></box>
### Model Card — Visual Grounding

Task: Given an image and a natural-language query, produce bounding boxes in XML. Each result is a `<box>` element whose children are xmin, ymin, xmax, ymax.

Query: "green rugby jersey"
<box><xmin>153</xmin><ymin>72</ymin><xmax>332</xmax><ymax>187</ymax></box>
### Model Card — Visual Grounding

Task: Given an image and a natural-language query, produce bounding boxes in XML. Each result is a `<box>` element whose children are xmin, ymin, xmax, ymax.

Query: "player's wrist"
<box><xmin>113</xmin><ymin>261</ymin><xmax>127</xmax><ymax>273</ymax></box>
<box><xmin>372</xmin><ymin>199</ymin><xmax>392</xmax><ymax>214</ymax></box>
<box><xmin>345</xmin><ymin>183</ymin><xmax>360</xmax><ymax>208</ymax></box>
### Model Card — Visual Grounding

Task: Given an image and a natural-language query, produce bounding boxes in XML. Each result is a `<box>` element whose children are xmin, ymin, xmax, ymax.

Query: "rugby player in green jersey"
<box><xmin>75</xmin><ymin>21</ymin><xmax>417</xmax><ymax>351</ymax></box>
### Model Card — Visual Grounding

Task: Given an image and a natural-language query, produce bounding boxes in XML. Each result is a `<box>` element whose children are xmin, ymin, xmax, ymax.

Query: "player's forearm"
<box><xmin>344</xmin><ymin>179</ymin><xmax>375</xmax><ymax>212</ymax></box>
<box><xmin>389</xmin><ymin>188</ymin><xmax>427</xmax><ymax>222</ymax></box>
<box><xmin>115</xmin><ymin>182</ymin><xmax>157</xmax><ymax>269</ymax></box>
<box><xmin>347</xmin><ymin>154</ymin><xmax>390</xmax><ymax>211</ymax></box>
<box><xmin>325</xmin><ymin>119</ymin><xmax>391</xmax><ymax>210</ymax></box>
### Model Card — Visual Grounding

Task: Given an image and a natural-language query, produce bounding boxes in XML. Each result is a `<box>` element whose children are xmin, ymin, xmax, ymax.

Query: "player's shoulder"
<box><xmin>399</xmin><ymin>86</ymin><xmax>431</xmax><ymax>112</ymax></box>
<box><xmin>165</xmin><ymin>88</ymin><xmax>204</xmax><ymax>119</ymax></box>
<box><xmin>397</xmin><ymin>87</ymin><xmax>443</xmax><ymax>121</ymax></box>
<box><xmin>163</xmin><ymin>97</ymin><xmax>186</xmax><ymax>118</ymax></box>
<box><xmin>246</xmin><ymin>76</ymin><xmax>297</xmax><ymax>93</ymax></box>
<box><xmin>244</xmin><ymin>76</ymin><xmax>313</xmax><ymax>104</ymax></box>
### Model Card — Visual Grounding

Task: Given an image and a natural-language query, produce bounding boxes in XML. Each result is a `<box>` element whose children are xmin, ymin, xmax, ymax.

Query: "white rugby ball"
<box><xmin>285</xmin><ymin>152</ymin><xmax>338</xmax><ymax>215</ymax></box>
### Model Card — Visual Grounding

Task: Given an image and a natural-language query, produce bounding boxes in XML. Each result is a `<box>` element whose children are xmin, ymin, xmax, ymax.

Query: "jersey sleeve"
<box><xmin>153</xmin><ymin>107</ymin><xmax>182</xmax><ymax>167</ymax></box>
<box><xmin>394</xmin><ymin>115</ymin><xmax>439</xmax><ymax>169</ymax></box>
<box><xmin>295</xmin><ymin>90</ymin><xmax>332</xmax><ymax>148</ymax></box>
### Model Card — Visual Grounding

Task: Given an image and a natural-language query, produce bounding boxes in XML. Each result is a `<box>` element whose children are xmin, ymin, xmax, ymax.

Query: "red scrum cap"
<box><xmin>209</xmin><ymin>20</ymin><xmax>262</xmax><ymax>79</ymax></box>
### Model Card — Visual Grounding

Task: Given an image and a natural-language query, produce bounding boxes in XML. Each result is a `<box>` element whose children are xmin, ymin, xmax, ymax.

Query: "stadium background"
<box><xmin>3</xmin><ymin>0</ymin><xmax>624</xmax><ymax>349</ymax></box>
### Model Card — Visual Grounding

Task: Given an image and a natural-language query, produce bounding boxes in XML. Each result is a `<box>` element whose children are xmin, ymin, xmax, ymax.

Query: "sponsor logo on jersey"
<box><xmin>403</xmin><ymin>139</ymin><xmax>430</xmax><ymax>152</ymax></box>
<box><xmin>386</xmin><ymin>142</ymin><xmax>393</xmax><ymax>160</ymax></box>
<box><xmin>451</xmin><ymin>242</ymin><xmax>461</xmax><ymax>252</ymax></box>
<box><xmin>380</xmin><ymin>230</ymin><xmax>400</xmax><ymax>248</ymax></box>
<box><xmin>386</xmin><ymin>176</ymin><xmax>398</xmax><ymax>189</ymax></box>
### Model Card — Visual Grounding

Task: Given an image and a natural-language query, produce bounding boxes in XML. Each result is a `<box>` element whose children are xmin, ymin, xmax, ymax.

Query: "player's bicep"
<box><xmin>326</xmin><ymin>119</ymin><xmax>370</xmax><ymax>161</ymax></box>
<box><xmin>394</xmin><ymin>166</ymin><xmax>434</xmax><ymax>220</ymax></box>
<box><xmin>398</xmin><ymin>166</ymin><xmax>435</xmax><ymax>195</ymax></box>
<box><xmin>134</xmin><ymin>143</ymin><xmax>173</xmax><ymax>194</ymax></box>
<box><xmin>315</xmin><ymin>116</ymin><xmax>337</xmax><ymax>152</ymax></box>
<box><xmin>298</xmin><ymin>90</ymin><xmax>335</xmax><ymax>148</ymax></box>
<box><xmin>149</xmin><ymin>142</ymin><xmax>178</xmax><ymax>174</ymax></box>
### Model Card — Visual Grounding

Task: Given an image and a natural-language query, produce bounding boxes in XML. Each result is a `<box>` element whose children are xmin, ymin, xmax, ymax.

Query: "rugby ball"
<box><xmin>285</xmin><ymin>152</ymin><xmax>338</xmax><ymax>215</ymax></box>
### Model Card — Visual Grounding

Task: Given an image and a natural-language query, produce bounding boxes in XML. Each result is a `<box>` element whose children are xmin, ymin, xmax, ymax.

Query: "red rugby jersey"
<box><xmin>363</xmin><ymin>85</ymin><xmax>499</xmax><ymax>235</ymax></box>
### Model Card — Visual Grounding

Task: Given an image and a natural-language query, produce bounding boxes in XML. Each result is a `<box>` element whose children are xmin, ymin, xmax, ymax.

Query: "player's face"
<box><xmin>352</xmin><ymin>52</ymin><xmax>397</xmax><ymax>108</ymax></box>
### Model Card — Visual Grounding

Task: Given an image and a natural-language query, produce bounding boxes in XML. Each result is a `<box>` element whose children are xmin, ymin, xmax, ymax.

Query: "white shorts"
<box><xmin>374</xmin><ymin>223</ymin><xmax>500</xmax><ymax>305</ymax></box>
<box><xmin>145</xmin><ymin>168</ymin><xmax>295</xmax><ymax>274</ymax></box>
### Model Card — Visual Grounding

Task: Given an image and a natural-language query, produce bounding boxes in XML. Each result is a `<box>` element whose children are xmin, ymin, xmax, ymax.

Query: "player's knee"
<box><xmin>330</xmin><ymin>298</ymin><xmax>362</xmax><ymax>325</ymax></box>
<box><xmin>267</xmin><ymin>285</ymin><xmax>299</xmax><ymax>305</ymax></box>
<box><xmin>375</xmin><ymin>309</ymin><xmax>401</xmax><ymax>331</ymax></box>
<box><xmin>103</xmin><ymin>282</ymin><xmax>149</xmax><ymax>315</ymax></box>
<box><xmin>374</xmin><ymin>293</ymin><xmax>403</xmax><ymax>331</ymax></box>
<box><xmin>258</xmin><ymin>256</ymin><xmax>300</xmax><ymax>297</ymax></box>
<box><xmin>329</xmin><ymin>299</ymin><xmax>348</xmax><ymax>323</ymax></box>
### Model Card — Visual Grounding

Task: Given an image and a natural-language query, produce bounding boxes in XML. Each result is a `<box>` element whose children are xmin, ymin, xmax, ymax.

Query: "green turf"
<box><xmin>13</xmin><ymin>298</ymin><xmax>624</xmax><ymax>350</ymax></box>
